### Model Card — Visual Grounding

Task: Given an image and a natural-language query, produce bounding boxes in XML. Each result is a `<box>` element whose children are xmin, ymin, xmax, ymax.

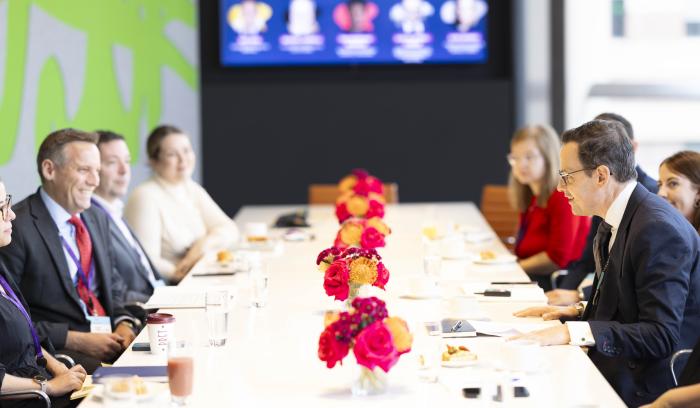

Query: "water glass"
<box><xmin>415</xmin><ymin>321</ymin><xmax>442</xmax><ymax>382</ymax></box>
<box><xmin>251</xmin><ymin>274</ymin><xmax>269</xmax><ymax>308</ymax></box>
<box><xmin>205</xmin><ymin>290</ymin><xmax>229</xmax><ymax>347</ymax></box>
<box><xmin>423</xmin><ymin>255</ymin><xmax>442</xmax><ymax>279</ymax></box>
<box><xmin>167</xmin><ymin>340</ymin><xmax>194</xmax><ymax>406</ymax></box>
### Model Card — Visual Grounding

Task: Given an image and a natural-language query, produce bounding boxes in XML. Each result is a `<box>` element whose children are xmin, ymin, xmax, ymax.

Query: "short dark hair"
<box><xmin>37</xmin><ymin>128</ymin><xmax>99</xmax><ymax>181</ymax></box>
<box><xmin>95</xmin><ymin>130</ymin><xmax>125</xmax><ymax>146</ymax></box>
<box><xmin>595</xmin><ymin>112</ymin><xmax>634</xmax><ymax>140</ymax></box>
<box><xmin>146</xmin><ymin>125</ymin><xmax>184</xmax><ymax>161</ymax></box>
<box><xmin>561</xmin><ymin>120</ymin><xmax>637</xmax><ymax>183</ymax></box>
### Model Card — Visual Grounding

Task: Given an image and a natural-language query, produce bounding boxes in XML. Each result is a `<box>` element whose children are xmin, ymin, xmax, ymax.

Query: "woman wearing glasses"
<box><xmin>0</xmin><ymin>182</ymin><xmax>88</xmax><ymax>407</ymax></box>
<box><xmin>125</xmin><ymin>125</ymin><xmax>240</xmax><ymax>284</ymax></box>
<box><xmin>507</xmin><ymin>124</ymin><xmax>591</xmax><ymax>290</ymax></box>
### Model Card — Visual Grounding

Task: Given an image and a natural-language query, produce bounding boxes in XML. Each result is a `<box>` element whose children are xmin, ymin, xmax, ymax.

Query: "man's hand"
<box><xmin>513</xmin><ymin>305</ymin><xmax>579</xmax><ymax>320</ymax></box>
<box><xmin>546</xmin><ymin>289</ymin><xmax>581</xmax><ymax>306</ymax></box>
<box><xmin>46</xmin><ymin>365</ymin><xmax>87</xmax><ymax>397</ymax></box>
<box><xmin>114</xmin><ymin>322</ymin><xmax>137</xmax><ymax>349</ymax></box>
<box><xmin>508</xmin><ymin>324</ymin><xmax>571</xmax><ymax>346</ymax></box>
<box><xmin>65</xmin><ymin>331</ymin><xmax>124</xmax><ymax>361</ymax></box>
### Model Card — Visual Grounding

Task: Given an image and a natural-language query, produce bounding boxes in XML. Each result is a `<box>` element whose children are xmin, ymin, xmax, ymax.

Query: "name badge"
<box><xmin>87</xmin><ymin>316</ymin><xmax>112</xmax><ymax>333</ymax></box>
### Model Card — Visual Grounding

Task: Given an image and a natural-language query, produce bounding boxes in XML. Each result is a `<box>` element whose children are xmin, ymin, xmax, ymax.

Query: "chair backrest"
<box><xmin>671</xmin><ymin>348</ymin><xmax>693</xmax><ymax>386</ymax></box>
<box><xmin>480</xmin><ymin>184</ymin><xmax>519</xmax><ymax>243</ymax></box>
<box><xmin>308</xmin><ymin>183</ymin><xmax>399</xmax><ymax>204</ymax></box>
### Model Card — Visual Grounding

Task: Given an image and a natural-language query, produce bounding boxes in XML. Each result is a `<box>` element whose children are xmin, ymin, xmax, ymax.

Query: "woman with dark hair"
<box><xmin>0</xmin><ymin>180</ymin><xmax>87</xmax><ymax>408</ymax></box>
<box><xmin>658</xmin><ymin>150</ymin><xmax>700</xmax><ymax>232</ymax></box>
<box><xmin>125</xmin><ymin>125</ymin><xmax>240</xmax><ymax>284</ymax></box>
<box><xmin>507</xmin><ymin>124</ymin><xmax>591</xmax><ymax>290</ymax></box>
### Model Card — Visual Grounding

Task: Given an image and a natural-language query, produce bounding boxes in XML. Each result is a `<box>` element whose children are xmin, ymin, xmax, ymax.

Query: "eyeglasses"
<box><xmin>506</xmin><ymin>153</ymin><xmax>541</xmax><ymax>167</ymax></box>
<box><xmin>558</xmin><ymin>168</ymin><xmax>599</xmax><ymax>186</ymax></box>
<box><xmin>0</xmin><ymin>195</ymin><xmax>11</xmax><ymax>221</ymax></box>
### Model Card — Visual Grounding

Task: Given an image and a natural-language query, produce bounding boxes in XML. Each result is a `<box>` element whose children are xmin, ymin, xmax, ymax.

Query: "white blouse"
<box><xmin>124</xmin><ymin>176</ymin><xmax>239</xmax><ymax>281</ymax></box>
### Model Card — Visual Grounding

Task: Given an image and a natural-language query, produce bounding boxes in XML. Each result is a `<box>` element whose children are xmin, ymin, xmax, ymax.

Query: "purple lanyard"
<box><xmin>59</xmin><ymin>236</ymin><xmax>95</xmax><ymax>289</ymax></box>
<box><xmin>0</xmin><ymin>274</ymin><xmax>46</xmax><ymax>365</ymax></box>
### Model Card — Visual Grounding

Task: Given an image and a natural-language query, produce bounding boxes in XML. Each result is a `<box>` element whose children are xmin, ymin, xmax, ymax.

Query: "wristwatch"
<box><xmin>574</xmin><ymin>301</ymin><xmax>586</xmax><ymax>318</ymax></box>
<box><xmin>33</xmin><ymin>375</ymin><xmax>48</xmax><ymax>393</ymax></box>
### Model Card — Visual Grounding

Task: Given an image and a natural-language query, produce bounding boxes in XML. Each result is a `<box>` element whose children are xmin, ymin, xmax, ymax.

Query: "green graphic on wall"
<box><xmin>0</xmin><ymin>0</ymin><xmax>200</xmax><ymax>198</ymax></box>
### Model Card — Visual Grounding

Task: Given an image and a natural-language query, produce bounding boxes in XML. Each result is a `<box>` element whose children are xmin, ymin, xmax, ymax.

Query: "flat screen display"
<box><xmin>219</xmin><ymin>0</ymin><xmax>488</xmax><ymax>66</ymax></box>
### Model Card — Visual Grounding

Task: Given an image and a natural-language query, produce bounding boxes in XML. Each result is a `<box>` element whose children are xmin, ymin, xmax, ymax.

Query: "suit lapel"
<box><xmin>28</xmin><ymin>193</ymin><xmax>83</xmax><ymax>310</ymax></box>
<box><xmin>125</xmin><ymin>222</ymin><xmax>161</xmax><ymax>282</ymax></box>
<box><xmin>110</xmin><ymin>221</ymin><xmax>152</xmax><ymax>289</ymax></box>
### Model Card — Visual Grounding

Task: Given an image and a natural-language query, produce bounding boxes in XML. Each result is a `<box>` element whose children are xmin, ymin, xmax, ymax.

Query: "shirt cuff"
<box><xmin>566</xmin><ymin>321</ymin><xmax>595</xmax><ymax>346</ymax></box>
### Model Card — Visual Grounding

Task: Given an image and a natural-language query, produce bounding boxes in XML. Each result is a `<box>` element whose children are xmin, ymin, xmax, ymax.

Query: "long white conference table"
<box><xmin>80</xmin><ymin>203</ymin><xmax>625</xmax><ymax>407</ymax></box>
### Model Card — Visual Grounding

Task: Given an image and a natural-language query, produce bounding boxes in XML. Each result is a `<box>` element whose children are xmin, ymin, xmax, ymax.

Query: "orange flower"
<box><xmin>348</xmin><ymin>257</ymin><xmax>378</xmax><ymax>285</ymax></box>
<box><xmin>338</xmin><ymin>175</ymin><xmax>357</xmax><ymax>192</ymax></box>
<box><xmin>366</xmin><ymin>217</ymin><xmax>391</xmax><ymax>236</ymax></box>
<box><xmin>339</xmin><ymin>221</ymin><xmax>363</xmax><ymax>245</ymax></box>
<box><xmin>347</xmin><ymin>195</ymin><xmax>369</xmax><ymax>216</ymax></box>
<box><xmin>336</xmin><ymin>190</ymin><xmax>354</xmax><ymax>205</ymax></box>
<box><xmin>368</xmin><ymin>192</ymin><xmax>386</xmax><ymax>205</ymax></box>
<box><xmin>384</xmin><ymin>317</ymin><xmax>412</xmax><ymax>354</ymax></box>
<box><xmin>324</xmin><ymin>311</ymin><xmax>340</xmax><ymax>327</ymax></box>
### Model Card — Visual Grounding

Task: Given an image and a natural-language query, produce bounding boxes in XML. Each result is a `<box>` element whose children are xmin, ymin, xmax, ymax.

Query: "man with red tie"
<box><xmin>0</xmin><ymin>129</ymin><xmax>138</xmax><ymax>372</ymax></box>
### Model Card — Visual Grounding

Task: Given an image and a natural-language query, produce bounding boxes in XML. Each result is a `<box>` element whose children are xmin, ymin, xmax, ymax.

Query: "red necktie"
<box><xmin>68</xmin><ymin>215</ymin><xmax>106</xmax><ymax>316</ymax></box>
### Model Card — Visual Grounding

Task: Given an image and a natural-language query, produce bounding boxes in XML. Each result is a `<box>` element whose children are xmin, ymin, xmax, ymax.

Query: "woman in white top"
<box><xmin>125</xmin><ymin>125</ymin><xmax>240</xmax><ymax>283</ymax></box>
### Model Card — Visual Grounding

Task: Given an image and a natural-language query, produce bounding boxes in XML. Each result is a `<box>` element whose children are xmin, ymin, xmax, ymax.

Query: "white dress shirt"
<box><xmin>567</xmin><ymin>181</ymin><xmax>638</xmax><ymax>346</ymax></box>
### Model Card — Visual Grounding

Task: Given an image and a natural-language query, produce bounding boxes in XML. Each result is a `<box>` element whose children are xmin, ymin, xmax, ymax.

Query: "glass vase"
<box><xmin>351</xmin><ymin>366</ymin><xmax>388</xmax><ymax>397</ymax></box>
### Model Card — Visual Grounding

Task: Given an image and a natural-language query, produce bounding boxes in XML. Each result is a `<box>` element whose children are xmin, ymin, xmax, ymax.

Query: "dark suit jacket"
<box><xmin>0</xmin><ymin>190</ymin><xmax>131</xmax><ymax>349</ymax></box>
<box><xmin>582</xmin><ymin>184</ymin><xmax>700</xmax><ymax>406</ymax></box>
<box><xmin>559</xmin><ymin>167</ymin><xmax>659</xmax><ymax>291</ymax></box>
<box><xmin>95</xmin><ymin>203</ymin><xmax>160</xmax><ymax>303</ymax></box>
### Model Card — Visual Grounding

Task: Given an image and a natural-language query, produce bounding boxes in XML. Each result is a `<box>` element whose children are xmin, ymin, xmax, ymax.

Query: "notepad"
<box><xmin>92</xmin><ymin>366</ymin><xmax>169</xmax><ymax>383</ymax></box>
<box><xmin>144</xmin><ymin>287</ymin><xmax>205</xmax><ymax>309</ymax></box>
<box><xmin>441</xmin><ymin>318</ymin><xmax>477</xmax><ymax>338</ymax></box>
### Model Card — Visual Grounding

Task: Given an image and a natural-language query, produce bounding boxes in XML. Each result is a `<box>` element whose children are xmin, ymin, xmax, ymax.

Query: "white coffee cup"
<box><xmin>502</xmin><ymin>339</ymin><xmax>542</xmax><ymax>372</ymax></box>
<box><xmin>146</xmin><ymin>313</ymin><xmax>176</xmax><ymax>355</ymax></box>
<box><xmin>409</xmin><ymin>276</ymin><xmax>439</xmax><ymax>298</ymax></box>
<box><xmin>440</xmin><ymin>235</ymin><xmax>464</xmax><ymax>258</ymax></box>
<box><xmin>245</xmin><ymin>222</ymin><xmax>268</xmax><ymax>241</ymax></box>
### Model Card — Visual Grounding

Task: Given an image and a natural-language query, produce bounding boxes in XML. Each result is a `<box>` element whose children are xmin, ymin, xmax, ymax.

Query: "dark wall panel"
<box><xmin>200</xmin><ymin>1</ymin><xmax>515</xmax><ymax>215</ymax></box>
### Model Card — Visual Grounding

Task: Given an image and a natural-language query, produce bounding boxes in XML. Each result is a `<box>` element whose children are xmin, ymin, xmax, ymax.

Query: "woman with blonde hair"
<box><xmin>507</xmin><ymin>124</ymin><xmax>590</xmax><ymax>290</ymax></box>
<box><xmin>125</xmin><ymin>125</ymin><xmax>240</xmax><ymax>284</ymax></box>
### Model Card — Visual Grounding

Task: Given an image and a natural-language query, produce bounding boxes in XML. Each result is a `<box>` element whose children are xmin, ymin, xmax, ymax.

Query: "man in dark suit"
<box><xmin>548</xmin><ymin>112</ymin><xmax>659</xmax><ymax>304</ymax></box>
<box><xmin>511</xmin><ymin>120</ymin><xmax>700</xmax><ymax>406</ymax></box>
<box><xmin>92</xmin><ymin>131</ymin><xmax>164</xmax><ymax>303</ymax></box>
<box><xmin>0</xmin><ymin>129</ymin><xmax>139</xmax><ymax>372</ymax></box>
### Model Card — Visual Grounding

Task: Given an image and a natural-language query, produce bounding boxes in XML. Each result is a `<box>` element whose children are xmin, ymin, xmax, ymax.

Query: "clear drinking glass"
<box><xmin>423</xmin><ymin>255</ymin><xmax>442</xmax><ymax>279</ymax></box>
<box><xmin>251</xmin><ymin>274</ymin><xmax>269</xmax><ymax>308</ymax></box>
<box><xmin>205</xmin><ymin>290</ymin><xmax>229</xmax><ymax>346</ymax></box>
<box><xmin>167</xmin><ymin>340</ymin><xmax>194</xmax><ymax>407</ymax></box>
<box><xmin>415</xmin><ymin>321</ymin><xmax>442</xmax><ymax>383</ymax></box>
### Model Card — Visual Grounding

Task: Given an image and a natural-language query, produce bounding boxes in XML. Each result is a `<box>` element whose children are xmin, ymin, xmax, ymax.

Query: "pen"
<box><xmin>450</xmin><ymin>320</ymin><xmax>463</xmax><ymax>333</ymax></box>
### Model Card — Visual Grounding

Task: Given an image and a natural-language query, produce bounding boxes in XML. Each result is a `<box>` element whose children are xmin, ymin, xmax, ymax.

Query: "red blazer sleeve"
<box><xmin>545</xmin><ymin>190</ymin><xmax>585</xmax><ymax>268</ymax></box>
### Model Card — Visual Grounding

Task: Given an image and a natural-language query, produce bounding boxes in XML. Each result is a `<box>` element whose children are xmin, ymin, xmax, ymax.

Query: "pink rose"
<box><xmin>318</xmin><ymin>327</ymin><xmax>349</xmax><ymax>368</ymax></box>
<box><xmin>360</xmin><ymin>227</ymin><xmax>385</xmax><ymax>250</ymax></box>
<box><xmin>365</xmin><ymin>176</ymin><xmax>384</xmax><ymax>195</ymax></box>
<box><xmin>365</xmin><ymin>200</ymin><xmax>385</xmax><ymax>219</ymax></box>
<box><xmin>353</xmin><ymin>321</ymin><xmax>400</xmax><ymax>372</ymax></box>
<box><xmin>335</xmin><ymin>202</ymin><xmax>351</xmax><ymax>223</ymax></box>
<box><xmin>373</xmin><ymin>262</ymin><xmax>389</xmax><ymax>289</ymax></box>
<box><xmin>323</xmin><ymin>260</ymin><xmax>350</xmax><ymax>301</ymax></box>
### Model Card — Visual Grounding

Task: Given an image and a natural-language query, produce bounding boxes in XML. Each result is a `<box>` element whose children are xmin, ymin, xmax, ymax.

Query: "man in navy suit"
<box><xmin>92</xmin><ymin>131</ymin><xmax>164</xmax><ymax>303</ymax></box>
<box><xmin>511</xmin><ymin>120</ymin><xmax>700</xmax><ymax>406</ymax></box>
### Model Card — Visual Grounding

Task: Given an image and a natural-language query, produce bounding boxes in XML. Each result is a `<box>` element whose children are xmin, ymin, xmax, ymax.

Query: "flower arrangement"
<box><xmin>334</xmin><ymin>217</ymin><xmax>391</xmax><ymax>250</ymax></box>
<box><xmin>335</xmin><ymin>169</ymin><xmax>386</xmax><ymax>223</ymax></box>
<box><xmin>318</xmin><ymin>297</ymin><xmax>412</xmax><ymax>372</ymax></box>
<box><xmin>338</xmin><ymin>169</ymin><xmax>384</xmax><ymax>197</ymax></box>
<box><xmin>317</xmin><ymin>247</ymin><xmax>389</xmax><ymax>301</ymax></box>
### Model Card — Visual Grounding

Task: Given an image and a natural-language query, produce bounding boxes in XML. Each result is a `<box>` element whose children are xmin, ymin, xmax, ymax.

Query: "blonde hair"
<box><xmin>508</xmin><ymin>124</ymin><xmax>561</xmax><ymax>212</ymax></box>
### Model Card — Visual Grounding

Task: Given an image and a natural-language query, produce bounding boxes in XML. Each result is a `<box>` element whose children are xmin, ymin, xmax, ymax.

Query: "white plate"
<box><xmin>400</xmin><ymin>292</ymin><xmax>441</xmax><ymax>300</ymax></box>
<box><xmin>100</xmin><ymin>381</ymin><xmax>165</xmax><ymax>403</ymax></box>
<box><xmin>441</xmin><ymin>252</ymin><xmax>476</xmax><ymax>260</ymax></box>
<box><xmin>441</xmin><ymin>357</ymin><xmax>479</xmax><ymax>368</ymax></box>
<box><xmin>473</xmin><ymin>254</ymin><xmax>517</xmax><ymax>265</ymax></box>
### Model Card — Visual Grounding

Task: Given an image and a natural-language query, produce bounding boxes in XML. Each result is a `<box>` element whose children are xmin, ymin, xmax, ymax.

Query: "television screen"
<box><xmin>219</xmin><ymin>0</ymin><xmax>488</xmax><ymax>67</ymax></box>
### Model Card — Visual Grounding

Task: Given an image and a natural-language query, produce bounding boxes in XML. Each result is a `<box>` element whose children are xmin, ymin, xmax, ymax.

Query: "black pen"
<box><xmin>450</xmin><ymin>320</ymin><xmax>463</xmax><ymax>332</ymax></box>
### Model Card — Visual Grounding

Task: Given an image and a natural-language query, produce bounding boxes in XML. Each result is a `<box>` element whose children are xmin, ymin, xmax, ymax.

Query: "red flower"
<box><xmin>318</xmin><ymin>327</ymin><xmax>349</xmax><ymax>368</ymax></box>
<box><xmin>353</xmin><ymin>321</ymin><xmax>400</xmax><ymax>372</ymax></box>
<box><xmin>323</xmin><ymin>260</ymin><xmax>350</xmax><ymax>301</ymax></box>
<box><xmin>360</xmin><ymin>227</ymin><xmax>385</xmax><ymax>249</ymax></box>
<box><xmin>365</xmin><ymin>200</ymin><xmax>385</xmax><ymax>219</ymax></box>
<box><xmin>373</xmin><ymin>262</ymin><xmax>389</xmax><ymax>289</ymax></box>
<box><xmin>335</xmin><ymin>202</ymin><xmax>351</xmax><ymax>223</ymax></box>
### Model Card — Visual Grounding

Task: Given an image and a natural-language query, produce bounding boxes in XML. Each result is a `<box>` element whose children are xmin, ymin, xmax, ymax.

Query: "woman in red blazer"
<box><xmin>507</xmin><ymin>124</ymin><xmax>591</xmax><ymax>290</ymax></box>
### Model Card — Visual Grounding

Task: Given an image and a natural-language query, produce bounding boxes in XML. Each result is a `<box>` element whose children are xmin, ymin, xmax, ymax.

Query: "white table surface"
<box><xmin>79</xmin><ymin>203</ymin><xmax>625</xmax><ymax>407</ymax></box>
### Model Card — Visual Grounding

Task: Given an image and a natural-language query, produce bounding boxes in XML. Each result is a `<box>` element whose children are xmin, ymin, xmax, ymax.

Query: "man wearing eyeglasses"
<box><xmin>0</xmin><ymin>129</ymin><xmax>139</xmax><ymax>373</ymax></box>
<box><xmin>509</xmin><ymin>120</ymin><xmax>700</xmax><ymax>407</ymax></box>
